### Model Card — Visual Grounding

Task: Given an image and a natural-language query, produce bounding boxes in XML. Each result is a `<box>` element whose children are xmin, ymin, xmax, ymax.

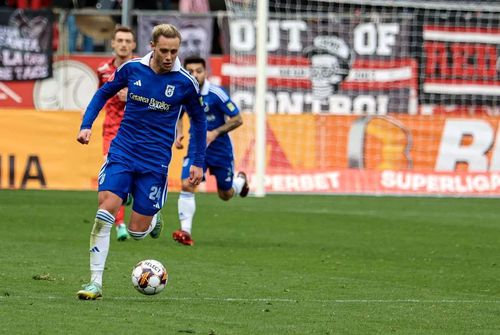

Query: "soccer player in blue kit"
<box><xmin>75</xmin><ymin>24</ymin><xmax>207</xmax><ymax>300</ymax></box>
<box><xmin>172</xmin><ymin>56</ymin><xmax>249</xmax><ymax>246</ymax></box>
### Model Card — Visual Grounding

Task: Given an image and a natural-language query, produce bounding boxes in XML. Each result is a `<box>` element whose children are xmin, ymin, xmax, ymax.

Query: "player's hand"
<box><xmin>174</xmin><ymin>134</ymin><xmax>184</xmax><ymax>149</ymax></box>
<box><xmin>188</xmin><ymin>165</ymin><xmax>203</xmax><ymax>186</ymax></box>
<box><xmin>206</xmin><ymin>130</ymin><xmax>218</xmax><ymax>147</ymax></box>
<box><xmin>77</xmin><ymin>129</ymin><xmax>92</xmax><ymax>144</ymax></box>
<box><xmin>117</xmin><ymin>88</ymin><xmax>128</xmax><ymax>102</ymax></box>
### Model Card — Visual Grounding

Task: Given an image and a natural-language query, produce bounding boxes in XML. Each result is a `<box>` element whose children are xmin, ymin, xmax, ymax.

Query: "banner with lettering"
<box><xmin>221</xmin><ymin>14</ymin><xmax>418</xmax><ymax>115</ymax></box>
<box><xmin>220</xmin><ymin>113</ymin><xmax>500</xmax><ymax>196</ymax></box>
<box><xmin>0</xmin><ymin>109</ymin><xmax>187</xmax><ymax>191</ymax></box>
<box><xmin>137</xmin><ymin>14</ymin><xmax>213</xmax><ymax>64</ymax></box>
<box><xmin>421</xmin><ymin>23</ymin><xmax>500</xmax><ymax>106</ymax></box>
<box><xmin>0</xmin><ymin>8</ymin><xmax>53</xmax><ymax>81</ymax></box>
<box><xmin>3</xmin><ymin>109</ymin><xmax>500</xmax><ymax>196</ymax></box>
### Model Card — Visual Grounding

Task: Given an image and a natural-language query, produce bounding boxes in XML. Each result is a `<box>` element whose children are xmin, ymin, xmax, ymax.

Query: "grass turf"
<box><xmin>0</xmin><ymin>190</ymin><xmax>499</xmax><ymax>334</ymax></box>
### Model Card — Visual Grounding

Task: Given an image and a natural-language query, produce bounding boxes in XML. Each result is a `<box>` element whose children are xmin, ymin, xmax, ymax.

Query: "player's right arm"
<box><xmin>77</xmin><ymin>65</ymin><xmax>129</xmax><ymax>144</ymax></box>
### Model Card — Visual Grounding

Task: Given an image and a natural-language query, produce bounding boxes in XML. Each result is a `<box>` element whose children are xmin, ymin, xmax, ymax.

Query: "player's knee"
<box><xmin>218</xmin><ymin>190</ymin><xmax>232</xmax><ymax>201</ymax></box>
<box><xmin>97</xmin><ymin>191</ymin><xmax>123</xmax><ymax>217</ymax></box>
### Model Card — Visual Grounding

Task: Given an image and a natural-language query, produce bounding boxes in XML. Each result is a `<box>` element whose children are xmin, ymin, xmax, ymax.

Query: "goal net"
<box><xmin>223</xmin><ymin>0</ymin><xmax>500</xmax><ymax>196</ymax></box>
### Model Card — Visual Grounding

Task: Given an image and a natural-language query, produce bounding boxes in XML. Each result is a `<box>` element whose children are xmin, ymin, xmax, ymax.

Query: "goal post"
<box><xmin>223</xmin><ymin>0</ymin><xmax>500</xmax><ymax>197</ymax></box>
<box><xmin>254</xmin><ymin>0</ymin><xmax>268</xmax><ymax>197</ymax></box>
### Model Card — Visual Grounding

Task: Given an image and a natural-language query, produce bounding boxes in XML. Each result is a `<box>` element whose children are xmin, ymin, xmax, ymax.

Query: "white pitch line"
<box><xmin>1</xmin><ymin>296</ymin><xmax>499</xmax><ymax>304</ymax></box>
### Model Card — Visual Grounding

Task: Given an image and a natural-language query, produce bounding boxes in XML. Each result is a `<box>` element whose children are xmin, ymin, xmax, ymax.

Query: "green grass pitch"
<box><xmin>0</xmin><ymin>190</ymin><xmax>499</xmax><ymax>334</ymax></box>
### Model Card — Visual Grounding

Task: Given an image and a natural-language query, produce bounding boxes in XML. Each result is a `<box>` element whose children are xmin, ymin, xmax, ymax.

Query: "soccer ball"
<box><xmin>131</xmin><ymin>259</ymin><xmax>168</xmax><ymax>295</ymax></box>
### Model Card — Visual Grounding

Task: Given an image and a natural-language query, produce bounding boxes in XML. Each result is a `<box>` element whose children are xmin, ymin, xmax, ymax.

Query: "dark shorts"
<box><xmin>181</xmin><ymin>156</ymin><xmax>234</xmax><ymax>191</ymax></box>
<box><xmin>98</xmin><ymin>154</ymin><xmax>168</xmax><ymax>216</ymax></box>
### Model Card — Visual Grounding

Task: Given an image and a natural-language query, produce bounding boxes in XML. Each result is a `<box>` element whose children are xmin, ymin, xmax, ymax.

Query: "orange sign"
<box><xmin>0</xmin><ymin>109</ymin><xmax>186</xmax><ymax>191</ymax></box>
<box><xmin>228</xmin><ymin>114</ymin><xmax>500</xmax><ymax>196</ymax></box>
<box><xmin>3</xmin><ymin>109</ymin><xmax>500</xmax><ymax>196</ymax></box>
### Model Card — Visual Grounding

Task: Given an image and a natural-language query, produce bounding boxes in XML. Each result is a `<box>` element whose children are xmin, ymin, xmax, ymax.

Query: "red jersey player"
<box><xmin>96</xmin><ymin>26</ymin><xmax>136</xmax><ymax>241</ymax></box>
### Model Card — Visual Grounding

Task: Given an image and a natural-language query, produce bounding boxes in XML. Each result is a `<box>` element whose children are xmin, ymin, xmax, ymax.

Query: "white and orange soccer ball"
<box><xmin>131</xmin><ymin>259</ymin><xmax>168</xmax><ymax>295</ymax></box>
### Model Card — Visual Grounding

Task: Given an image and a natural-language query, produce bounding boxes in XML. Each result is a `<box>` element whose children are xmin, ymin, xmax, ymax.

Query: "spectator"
<box><xmin>179</xmin><ymin>0</ymin><xmax>208</xmax><ymax>12</ymax></box>
<box><xmin>67</xmin><ymin>0</ymin><xmax>97</xmax><ymax>53</ymax></box>
<box><xmin>68</xmin><ymin>14</ymin><xmax>94</xmax><ymax>53</ymax></box>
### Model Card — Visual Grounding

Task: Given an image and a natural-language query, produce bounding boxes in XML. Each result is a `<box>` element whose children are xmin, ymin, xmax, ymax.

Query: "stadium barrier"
<box><xmin>0</xmin><ymin>108</ymin><xmax>189</xmax><ymax>191</ymax></box>
<box><xmin>1</xmin><ymin>4</ymin><xmax>499</xmax><ymax>196</ymax></box>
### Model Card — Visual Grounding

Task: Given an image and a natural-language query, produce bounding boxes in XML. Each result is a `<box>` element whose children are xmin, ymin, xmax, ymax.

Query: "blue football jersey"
<box><xmin>186</xmin><ymin>80</ymin><xmax>240</xmax><ymax>163</ymax></box>
<box><xmin>81</xmin><ymin>52</ymin><xmax>207</xmax><ymax>173</ymax></box>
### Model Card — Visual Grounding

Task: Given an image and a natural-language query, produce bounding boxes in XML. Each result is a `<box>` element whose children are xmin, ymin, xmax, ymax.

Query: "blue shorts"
<box><xmin>181</xmin><ymin>156</ymin><xmax>234</xmax><ymax>191</ymax></box>
<box><xmin>98</xmin><ymin>154</ymin><xmax>168</xmax><ymax>216</ymax></box>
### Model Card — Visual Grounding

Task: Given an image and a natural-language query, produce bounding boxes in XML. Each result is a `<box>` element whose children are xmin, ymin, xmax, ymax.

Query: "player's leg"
<box><xmin>173</xmin><ymin>178</ymin><xmax>196</xmax><ymax>245</ymax></box>
<box><xmin>115</xmin><ymin>206</ymin><xmax>129</xmax><ymax>241</ymax></box>
<box><xmin>212</xmin><ymin>163</ymin><xmax>249</xmax><ymax>200</ymax></box>
<box><xmin>77</xmin><ymin>157</ymin><xmax>132</xmax><ymax>300</ymax></box>
<box><xmin>127</xmin><ymin>170</ymin><xmax>168</xmax><ymax>239</ymax></box>
<box><xmin>173</xmin><ymin>157</ymin><xmax>201</xmax><ymax>246</ymax></box>
<box><xmin>88</xmin><ymin>191</ymin><xmax>123</xmax><ymax>285</ymax></box>
<box><xmin>103</xmin><ymin>135</ymin><xmax>130</xmax><ymax>241</ymax></box>
<box><xmin>77</xmin><ymin>191</ymin><xmax>122</xmax><ymax>300</ymax></box>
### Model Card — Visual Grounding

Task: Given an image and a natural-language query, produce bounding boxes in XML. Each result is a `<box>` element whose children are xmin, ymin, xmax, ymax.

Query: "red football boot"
<box><xmin>172</xmin><ymin>229</ymin><xmax>194</xmax><ymax>246</ymax></box>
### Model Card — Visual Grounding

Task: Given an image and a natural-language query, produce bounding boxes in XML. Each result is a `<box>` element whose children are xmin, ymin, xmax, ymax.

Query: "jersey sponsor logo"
<box><xmin>128</xmin><ymin>93</ymin><xmax>171</xmax><ymax>111</ymax></box>
<box><xmin>129</xmin><ymin>93</ymin><xmax>149</xmax><ymax>103</ymax></box>
<box><xmin>165</xmin><ymin>85</ymin><xmax>175</xmax><ymax>97</ymax></box>
<box><xmin>148</xmin><ymin>98</ymin><xmax>171</xmax><ymax>111</ymax></box>
<box><xmin>198</xmin><ymin>96</ymin><xmax>204</xmax><ymax>106</ymax></box>
<box><xmin>134</xmin><ymin>80</ymin><xmax>142</xmax><ymax>86</ymax></box>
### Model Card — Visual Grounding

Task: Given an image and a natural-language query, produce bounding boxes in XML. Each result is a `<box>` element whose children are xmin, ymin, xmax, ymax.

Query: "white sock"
<box><xmin>89</xmin><ymin>209</ymin><xmax>114</xmax><ymax>286</ymax></box>
<box><xmin>127</xmin><ymin>213</ymin><xmax>159</xmax><ymax>240</ymax></box>
<box><xmin>178</xmin><ymin>191</ymin><xmax>195</xmax><ymax>234</ymax></box>
<box><xmin>232</xmin><ymin>175</ymin><xmax>246</xmax><ymax>197</ymax></box>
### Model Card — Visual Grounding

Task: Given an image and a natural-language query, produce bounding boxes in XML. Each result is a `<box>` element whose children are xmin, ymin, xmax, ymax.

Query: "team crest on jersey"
<box><xmin>165</xmin><ymin>85</ymin><xmax>175</xmax><ymax>97</ymax></box>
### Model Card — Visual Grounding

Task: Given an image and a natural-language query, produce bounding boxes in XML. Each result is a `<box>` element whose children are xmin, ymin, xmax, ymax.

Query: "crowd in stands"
<box><xmin>1</xmin><ymin>0</ymin><xmax>226</xmax><ymax>54</ymax></box>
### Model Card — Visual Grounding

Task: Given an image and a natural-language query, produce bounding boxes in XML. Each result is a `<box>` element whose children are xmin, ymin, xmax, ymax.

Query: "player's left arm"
<box><xmin>207</xmin><ymin>113</ymin><xmax>243</xmax><ymax>146</ymax></box>
<box><xmin>207</xmin><ymin>93</ymin><xmax>242</xmax><ymax>146</ymax></box>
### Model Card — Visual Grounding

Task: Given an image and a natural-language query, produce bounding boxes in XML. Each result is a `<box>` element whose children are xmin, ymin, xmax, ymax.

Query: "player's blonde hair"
<box><xmin>151</xmin><ymin>24</ymin><xmax>182</xmax><ymax>44</ymax></box>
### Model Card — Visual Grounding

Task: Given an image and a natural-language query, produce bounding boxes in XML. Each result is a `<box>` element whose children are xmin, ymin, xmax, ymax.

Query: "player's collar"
<box><xmin>200</xmin><ymin>80</ymin><xmax>210</xmax><ymax>95</ymax></box>
<box><xmin>140</xmin><ymin>52</ymin><xmax>181</xmax><ymax>72</ymax></box>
